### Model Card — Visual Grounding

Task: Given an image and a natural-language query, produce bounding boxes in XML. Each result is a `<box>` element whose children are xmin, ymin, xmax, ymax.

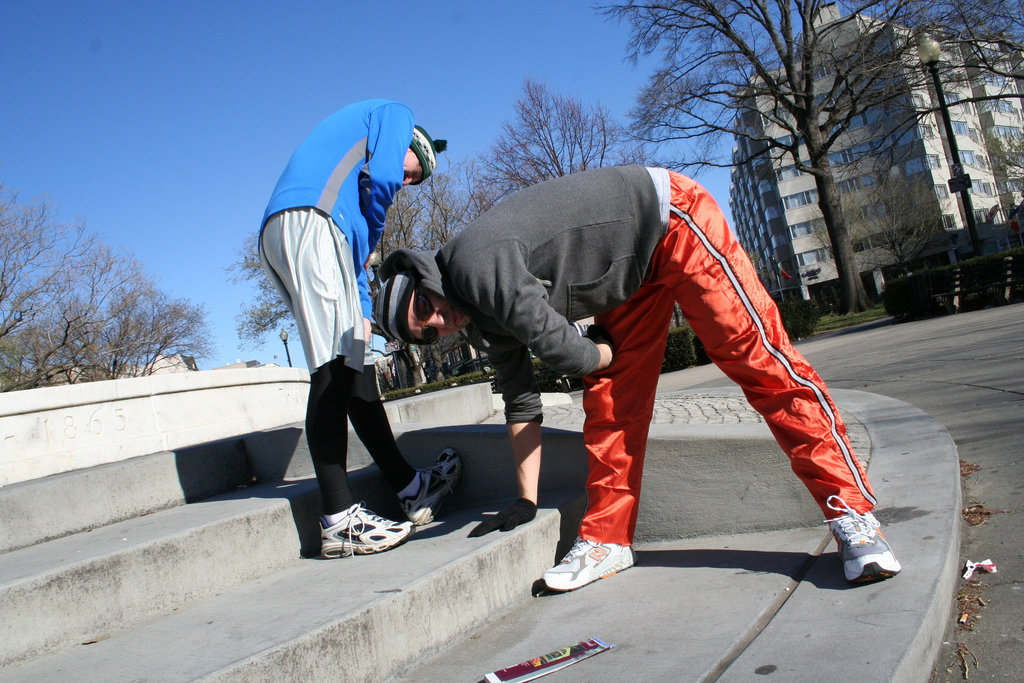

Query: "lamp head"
<box><xmin>918</xmin><ymin>36</ymin><xmax>941</xmax><ymax>65</ymax></box>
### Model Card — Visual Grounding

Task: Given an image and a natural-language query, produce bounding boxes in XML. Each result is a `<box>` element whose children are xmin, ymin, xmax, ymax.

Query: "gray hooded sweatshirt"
<box><xmin>381</xmin><ymin>165</ymin><xmax>665</xmax><ymax>423</ymax></box>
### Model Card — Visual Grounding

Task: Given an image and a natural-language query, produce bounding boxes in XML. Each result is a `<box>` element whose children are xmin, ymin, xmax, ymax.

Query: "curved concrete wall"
<box><xmin>1</xmin><ymin>371</ymin><xmax>500</xmax><ymax>488</ymax></box>
<box><xmin>0</xmin><ymin>367</ymin><xmax>311</xmax><ymax>487</ymax></box>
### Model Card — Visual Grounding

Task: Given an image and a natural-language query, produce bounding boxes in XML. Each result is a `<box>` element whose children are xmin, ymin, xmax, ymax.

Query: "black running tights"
<box><xmin>306</xmin><ymin>356</ymin><xmax>417</xmax><ymax>516</ymax></box>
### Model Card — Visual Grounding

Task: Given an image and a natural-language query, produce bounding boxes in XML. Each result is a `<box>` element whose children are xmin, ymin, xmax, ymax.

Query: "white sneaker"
<box><xmin>320</xmin><ymin>503</ymin><xmax>414</xmax><ymax>558</ymax></box>
<box><xmin>401</xmin><ymin>448</ymin><xmax>462</xmax><ymax>525</ymax></box>
<box><xmin>542</xmin><ymin>537</ymin><xmax>636</xmax><ymax>592</ymax></box>
<box><xmin>826</xmin><ymin>495</ymin><xmax>901</xmax><ymax>583</ymax></box>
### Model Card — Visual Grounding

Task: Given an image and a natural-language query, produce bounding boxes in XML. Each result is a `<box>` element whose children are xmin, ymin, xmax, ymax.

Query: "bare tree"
<box><xmin>987</xmin><ymin>133</ymin><xmax>1024</xmax><ymax>212</ymax></box>
<box><xmin>0</xmin><ymin>189</ymin><xmax>92</xmax><ymax>344</ymax></box>
<box><xmin>601</xmin><ymin>0</ymin><xmax>966</xmax><ymax>313</ymax></box>
<box><xmin>927</xmin><ymin>0</ymin><xmax>1023</xmax><ymax>86</ymax></box>
<box><xmin>86</xmin><ymin>286</ymin><xmax>211</xmax><ymax>380</ymax></box>
<box><xmin>841</xmin><ymin>168</ymin><xmax>946</xmax><ymax>274</ymax></box>
<box><xmin>1</xmin><ymin>187</ymin><xmax>212</xmax><ymax>391</ymax></box>
<box><xmin>228</xmin><ymin>230</ymin><xmax>291</xmax><ymax>346</ymax></box>
<box><xmin>478</xmin><ymin>78</ymin><xmax>650</xmax><ymax>198</ymax></box>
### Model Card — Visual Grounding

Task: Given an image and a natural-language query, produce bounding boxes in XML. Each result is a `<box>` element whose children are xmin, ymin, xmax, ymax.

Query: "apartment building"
<box><xmin>728</xmin><ymin>6</ymin><xmax>1023</xmax><ymax>303</ymax></box>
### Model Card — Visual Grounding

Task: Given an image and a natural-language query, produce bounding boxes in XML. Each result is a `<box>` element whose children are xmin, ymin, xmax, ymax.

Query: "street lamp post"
<box><xmin>918</xmin><ymin>36</ymin><xmax>983</xmax><ymax>256</ymax></box>
<box><xmin>279</xmin><ymin>329</ymin><xmax>292</xmax><ymax>368</ymax></box>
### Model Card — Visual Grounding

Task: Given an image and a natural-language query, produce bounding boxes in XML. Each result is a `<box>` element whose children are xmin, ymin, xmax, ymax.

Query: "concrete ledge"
<box><xmin>385</xmin><ymin>419</ymin><xmax>820</xmax><ymax>537</ymax></box>
<box><xmin>4</xmin><ymin>388</ymin><xmax>956</xmax><ymax>681</ymax></box>
<box><xmin>0</xmin><ymin>500</ymin><xmax>585</xmax><ymax>681</ymax></box>
<box><xmin>382</xmin><ymin>383</ymin><xmax>494</xmax><ymax>424</ymax></box>
<box><xmin>0</xmin><ymin>367</ymin><xmax>309</xmax><ymax>487</ymax></box>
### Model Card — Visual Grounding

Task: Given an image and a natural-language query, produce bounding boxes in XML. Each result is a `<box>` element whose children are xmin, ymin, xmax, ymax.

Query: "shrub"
<box><xmin>661</xmin><ymin>324</ymin><xmax>711</xmax><ymax>372</ymax></box>
<box><xmin>533</xmin><ymin>357</ymin><xmax>584</xmax><ymax>393</ymax></box>
<box><xmin>778</xmin><ymin>299</ymin><xmax>820</xmax><ymax>339</ymax></box>
<box><xmin>381</xmin><ymin>369</ymin><xmax>494</xmax><ymax>402</ymax></box>
<box><xmin>662</xmin><ymin>325</ymin><xmax>697</xmax><ymax>372</ymax></box>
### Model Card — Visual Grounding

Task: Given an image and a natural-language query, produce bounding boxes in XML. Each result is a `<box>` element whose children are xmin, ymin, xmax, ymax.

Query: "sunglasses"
<box><xmin>412</xmin><ymin>288</ymin><xmax>439</xmax><ymax>343</ymax></box>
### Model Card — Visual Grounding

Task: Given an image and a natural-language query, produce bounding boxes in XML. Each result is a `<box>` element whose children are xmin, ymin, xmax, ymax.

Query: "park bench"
<box><xmin>933</xmin><ymin>254</ymin><xmax>1024</xmax><ymax>314</ymax></box>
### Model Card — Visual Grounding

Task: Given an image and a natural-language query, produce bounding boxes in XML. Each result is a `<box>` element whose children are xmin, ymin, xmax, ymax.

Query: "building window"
<box><xmin>959</xmin><ymin>150</ymin><xmax>987</xmax><ymax>169</ymax></box>
<box><xmin>905</xmin><ymin>155</ymin><xmax>941</xmax><ymax>174</ymax></box>
<box><xmin>992</xmin><ymin>125</ymin><xmax>1022</xmax><ymax>139</ymax></box>
<box><xmin>776</xmin><ymin>164</ymin><xmax>801</xmax><ymax>181</ymax></box>
<box><xmin>853</xmin><ymin>235</ymin><xmax>882</xmax><ymax>252</ymax></box>
<box><xmin>828</xmin><ymin>140</ymin><xmax>874</xmax><ymax>165</ymax></box>
<box><xmin>952</xmin><ymin>120</ymin><xmax>970</xmax><ymax>136</ymax></box>
<box><xmin>980</xmin><ymin>99</ymin><xmax>1017</xmax><ymax>115</ymax></box>
<box><xmin>934</xmin><ymin>184</ymin><xmax>949</xmax><ymax>198</ymax></box>
<box><xmin>796</xmin><ymin>247</ymin><xmax>831</xmax><ymax>266</ymax></box>
<box><xmin>836</xmin><ymin>175</ymin><xmax>874</xmax><ymax>195</ymax></box>
<box><xmin>782</xmin><ymin>189</ymin><xmax>819</xmax><ymax>210</ymax></box>
<box><xmin>789</xmin><ymin>219</ymin><xmax>820</xmax><ymax>238</ymax></box>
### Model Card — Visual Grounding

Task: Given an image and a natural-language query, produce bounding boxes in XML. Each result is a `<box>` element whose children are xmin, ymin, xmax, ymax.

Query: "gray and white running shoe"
<box><xmin>826</xmin><ymin>495</ymin><xmax>902</xmax><ymax>583</ymax></box>
<box><xmin>401</xmin><ymin>448</ymin><xmax>463</xmax><ymax>525</ymax></box>
<box><xmin>543</xmin><ymin>537</ymin><xmax>636</xmax><ymax>592</ymax></box>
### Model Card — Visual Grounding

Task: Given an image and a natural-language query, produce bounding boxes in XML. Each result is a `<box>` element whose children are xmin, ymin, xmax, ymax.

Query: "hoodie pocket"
<box><xmin>566</xmin><ymin>257</ymin><xmax>638</xmax><ymax>321</ymax></box>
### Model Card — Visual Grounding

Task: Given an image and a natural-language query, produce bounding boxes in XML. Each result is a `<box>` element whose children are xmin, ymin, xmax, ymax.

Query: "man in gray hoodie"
<box><xmin>374</xmin><ymin>165</ymin><xmax>901</xmax><ymax>592</ymax></box>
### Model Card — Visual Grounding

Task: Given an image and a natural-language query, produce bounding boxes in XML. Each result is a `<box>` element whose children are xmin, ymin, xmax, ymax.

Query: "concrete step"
<box><xmin>0</xmin><ymin>437</ymin><xmax>253</xmax><ymax>555</ymax></box>
<box><xmin>0</xmin><ymin>434</ymin><xmax>477</xmax><ymax>670</ymax></box>
<box><xmin>0</xmin><ymin>498</ymin><xmax>585</xmax><ymax>682</ymax></box>
<box><xmin>0</xmin><ymin>478</ymin><xmax>317</xmax><ymax>667</ymax></box>
<box><xmin>0</xmin><ymin>406</ymin><xmax>793</xmax><ymax>677</ymax></box>
<box><xmin>1</xmin><ymin>388</ymin><xmax>957</xmax><ymax>682</ymax></box>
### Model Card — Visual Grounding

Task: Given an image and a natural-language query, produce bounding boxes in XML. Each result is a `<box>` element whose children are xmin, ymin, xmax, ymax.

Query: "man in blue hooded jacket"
<box><xmin>260</xmin><ymin>99</ymin><xmax>461</xmax><ymax>559</ymax></box>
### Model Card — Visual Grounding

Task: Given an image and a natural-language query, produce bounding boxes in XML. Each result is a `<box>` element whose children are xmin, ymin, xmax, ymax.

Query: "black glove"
<box><xmin>585</xmin><ymin>324</ymin><xmax>614</xmax><ymax>353</ymax></box>
<box><xmin>468</xmin><ymin>498</ymin><xmax>537</xmax><ymax>537</ymax></box>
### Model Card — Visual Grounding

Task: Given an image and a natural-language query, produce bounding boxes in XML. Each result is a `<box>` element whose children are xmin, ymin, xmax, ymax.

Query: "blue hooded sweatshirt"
<box><xmin>262</xmin><ymin>99</ymin><xmax>414</xmax><ymax>318</ymax></box>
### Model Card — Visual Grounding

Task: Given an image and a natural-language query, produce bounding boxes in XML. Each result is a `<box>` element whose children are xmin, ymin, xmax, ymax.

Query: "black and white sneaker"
<box><xmin>320</xmin><ymin>503</ymin><xmax>414</xmax><ymax>558</ymax></box>
<box><xmin>401</xmin><ymin>448</ymin><xmax>463</xmax><ymax>525</ymax></box>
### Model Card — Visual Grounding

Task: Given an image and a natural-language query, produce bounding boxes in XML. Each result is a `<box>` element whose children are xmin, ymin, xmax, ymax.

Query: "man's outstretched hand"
<box><xmin>468</xmin><ymin>498</ymin><xmax>537</xmax><ymax>537</ymax></box>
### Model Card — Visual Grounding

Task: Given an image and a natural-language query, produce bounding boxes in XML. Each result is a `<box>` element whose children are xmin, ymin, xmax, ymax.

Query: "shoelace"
<box><xmin>825</xmin><ymin>495</ymin><xmax>879</xmax><ymax>543</ymax></box>
<box><xmin>340</xmin><ymin>504</ymin><xmax>390</xmax><ymax>556</ymax></box>
<box><xmin>562</xmin><ymin>538</ymin><xmax>596</xmax><ymax>564</ymax></box>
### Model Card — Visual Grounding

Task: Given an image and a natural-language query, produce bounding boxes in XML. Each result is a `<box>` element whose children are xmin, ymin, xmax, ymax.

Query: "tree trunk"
<box><xmin>810</xmin><ymin>164</ymin><xmax>873</xmax><ymax>313</ymax></box>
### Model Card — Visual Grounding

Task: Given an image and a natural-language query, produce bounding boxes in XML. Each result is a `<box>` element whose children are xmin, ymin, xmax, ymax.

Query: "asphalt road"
<box><xmin>655</xmin><ymin>303</ymin><xmax>1024</xmax><ymax>681</ymax></box>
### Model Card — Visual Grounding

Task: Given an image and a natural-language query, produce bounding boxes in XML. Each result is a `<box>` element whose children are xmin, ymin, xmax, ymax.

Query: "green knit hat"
<box><xmin>409</xmin><ymin>125</ymin><xmax>447</xmax><ymax>184</ymax></box>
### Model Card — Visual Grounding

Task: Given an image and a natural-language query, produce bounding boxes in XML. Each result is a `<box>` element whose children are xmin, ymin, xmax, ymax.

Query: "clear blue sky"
<box><xmin>2</xmin><ymin>0</ymin><xmax>731</xmax><ymax>371</ymax></box>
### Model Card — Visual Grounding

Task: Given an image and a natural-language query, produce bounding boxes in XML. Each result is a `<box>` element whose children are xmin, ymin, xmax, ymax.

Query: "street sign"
<box><xmin>948</xmin><ymin>173</ymin><xmax>972</xmax><ymax>194</ymax></box>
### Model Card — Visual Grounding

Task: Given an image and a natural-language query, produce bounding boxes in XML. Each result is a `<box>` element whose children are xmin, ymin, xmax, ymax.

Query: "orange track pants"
<box><xmin>578</xmin><ymin>172</ymin><xmax>875</xmax><ymax>545</ymax></box>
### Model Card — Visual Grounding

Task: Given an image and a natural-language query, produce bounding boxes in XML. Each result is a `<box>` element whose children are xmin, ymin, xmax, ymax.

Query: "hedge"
<box><xmin>381</xmin><ymin>371</ymin><xmax>494</xmax><ymax>401</ymax></box>
<box><xmin>882</xmin><ymin>248</ymin><xmax>1024</xmax><ymax>320</ymax></box>
<box><xmin>778</xmin><ymin>298</ymin><xmax>821</xmax><ymax>340</ymax></box>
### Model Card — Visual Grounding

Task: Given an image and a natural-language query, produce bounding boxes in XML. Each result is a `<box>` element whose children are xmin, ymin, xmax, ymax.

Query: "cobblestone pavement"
<box><xmin>485</xmin><ymin>388</ymin><xmax>870</xmax><ymax>461</ymax></box>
